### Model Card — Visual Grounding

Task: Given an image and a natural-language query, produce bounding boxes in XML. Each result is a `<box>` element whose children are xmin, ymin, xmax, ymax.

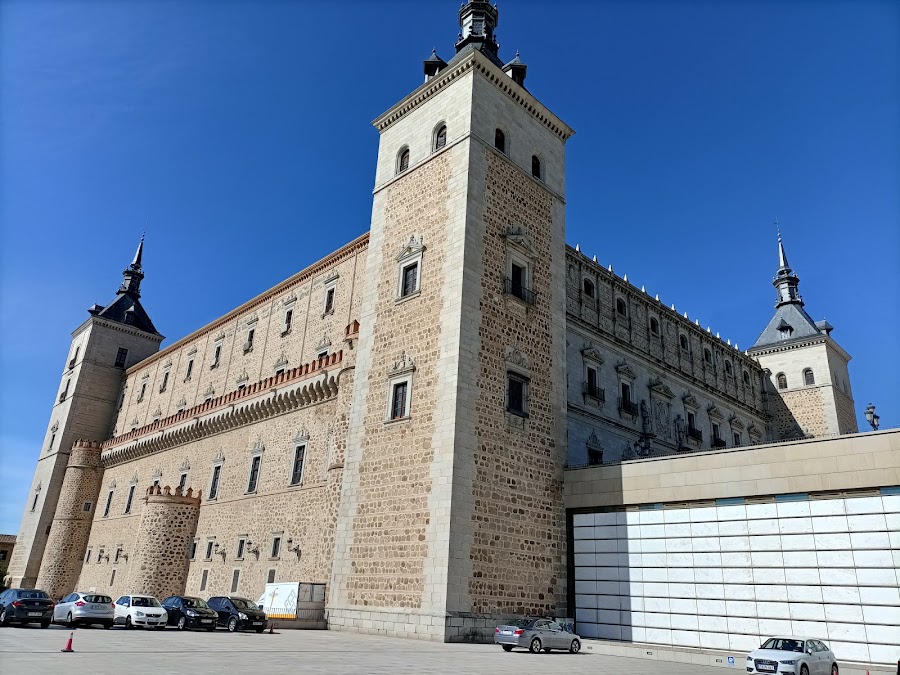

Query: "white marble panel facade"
<box><xmin>571</xmin><ymin>490</ymin><xmax>900</xmax><ymax>664</ymax></box>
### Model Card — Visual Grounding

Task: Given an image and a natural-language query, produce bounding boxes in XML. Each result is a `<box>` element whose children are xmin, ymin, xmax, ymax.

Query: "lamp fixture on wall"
<box><xmin>286</xmin><ymin>538</ymin><xmax>302</xmax><ymax>560</ymax></box>
<box><xmin>245</xmin><ymin>539</ymin><xmax>260</xmax><ymax>559</ymax></box>
<box><xmin>213</xmin><ymin>542</ymin><xmax>227</xmax><ymax>561</ymax></box>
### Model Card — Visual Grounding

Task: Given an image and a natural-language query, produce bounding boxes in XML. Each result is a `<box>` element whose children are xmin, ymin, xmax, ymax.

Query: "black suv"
<box><xmin>161</xmin><ymin>595</ymin><xmax>219</xmax><ymax>631</ymax></box>
<box><xmin>207</xmin><ymin>596</ymin><xmax>267</xmax><ymax>633</ymax></box>
<box><xmin>0</xmin><ymin>588</ymin><xmax>54</xmax><ymax>628</ymax></box>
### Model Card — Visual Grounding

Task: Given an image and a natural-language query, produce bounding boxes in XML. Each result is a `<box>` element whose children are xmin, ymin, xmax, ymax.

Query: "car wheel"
<box><xmin>255</xmin><ymin>626</ymin><xmax>265</xmax><ymax>633</ymax></box>
<box><xmin>125</xmin><ymin>616</ymin><xmax>133</xmax><ymax>630</ymax></box>
<box><xmin>831</xmin><ymin>665</ymin><xmax>839</xmax><ymax>675</ymax></box>
<box><xmin>177</xmin><ymin>616</ymin><xmax>186</xmax><ymax>630</ymax></box>
<box><xmin>227</xmin><ymin>617</ymin><xmax>238</xmax><ymax>632</ymax></box>
<box><xmin>40</xmin><ymin>621</ymin><xmax>51</xmax><ymax>629</ymax></box>
<box><xmin>0</xmin><ymin>609</ymin><xmax>8</xmax><ymax>626</ymax></box>
<box><xmin>104</xmin><ymin>622</ymin><xmax>113</xmax><ymax>629</ymax></box>
<box><xmin>800</xmin><ymin>666</ymin><xmax>809</xmax><ymax>675</ymax></box>
<box><xmin>569</xmin><ymin>639</ymin><xmax>580</xmax><ymax>654</ymax></box>
<box><xmin>502</xmin><ymin>645</ymin><xmax>513</xmax><ymax>652</ymax></box>
<box><xmin>207</xmin><ymin>625</ymin><xmax>217</xmax><ymax>632</ymax></box>
<box><xmin>67</xmin><ymin>613</ymin><xmax>74</xmax><ymax>628</ymax></box>
<box><xmin>529</xmin><ymin>637</ymin><xmax>542</xmax><ymax>654</ymax></box>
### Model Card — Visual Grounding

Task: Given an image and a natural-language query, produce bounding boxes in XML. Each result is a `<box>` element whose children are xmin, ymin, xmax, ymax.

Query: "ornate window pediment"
<box><xmin>129</xmin><ymin>472</ymin><xmax>139</xmax><ymax>485</ymax></box>
<box><xmin>396</xmin><ymin>234</ymin><xmax>425</xmax><ymax>262</ymax></box>
<box><xmin>273</xmin><ymin>352</ymin><xmax>288</xmax><ymax>370</ymax></box>
<box><xmin>682</xmin><ymin>393</ymin><xmax>700</xmax><ymax>409</ymax></box>
<box><xmin>707</xmin><ymin>405</ymin><xmax>723</xmax><ymax>421</ymax></box>
<box><xmin>581</xmin><ymin>345</ymin><xmax>604</xmax><ymax>364</ymax></box>
<box><xmin>176</xmin><ymin>396</ymin><xmax>187</xmax><ymax>410</ymax></box>
<box><xmin>728</xmin><ymin>414</ymin><xmax>745</xmax><ymax>431</ymax></box>
<box><xmin>152</xmin><ymin>468</ymin><xmax>163</xmax><ymax>481</ymax></box>
<box><xmin>107</xmin><ymin>479</ymin><xmax>116</xmax><ymax>490</ymax></box>
<box><xmin>187</xmin><ymin>347</ymin><xmax>198</xmax><ymax>356</ymax></box>
<box><xmin>163</xmin><ymin>358</ymin><xmax>173</xmax><ymax>369</ymax></box>
<box><xmin>213</xmin><ymin>331</ymin><xmax>225</xmax><ymax>342</ymax></box>
<box><xmin>141</xmin><ymin>372</ymin><xmax>150</xmax><ymax>381</ymax></box>
<box><xmin>293</xmin><ymin>427</ymin><xmax>310</xmax><ymax>445</ymax></box>
<box><xmin>316</xmin><ymin>335</ymin><xmax>331</xmax><ymax>352</ymax></box>
<box><xmin>212</xmin><ymin>449</ymin><xmax>225</xmax><ymax>464</ymax></box>
<box><xmin>586</xmin><ymin>430</ymin><xmax>604</xmax><ymax>465</ymax></box>
<box><xmin>152</xmin><ymin>406</ymin><xmax>162</xmax><ymax>419</ymax></box>
<box><xmin>50</xmin><ymin>421</ymin><xmax>59</xmax><ymax>433</ymax></box>
<box><xmin>502</xmin><ymin>226</ymin><xmax>534</xmax><ymax>256</ymax></box>
<box><xmin>615</xmin><ymin>362</ymin><xmax>636</xmax><ymax>380</ymax></box>
<box><xmin>282</xmin><ymin>293</ymin><xmax>297</xmax><ymax>306</ymax></box>
<box><xmin>747</xmin><ymin>423</ymin><xmax>761</xmax><ymax>439</ymax></box>
<box><xmin>505</xmin><ymin>345</ymin><xmax>530</xmax><ymax>373</ymax></box>
<box><xmin>236</xmin><ymin>370</ymin><xmax>249</xmax><ymax>386</ymax></box>
<box><xmin>389</xmin><ymin>351</ymin><xmax>416</xmax><ymax>376</ymax></box>
<box><xmin>323</xmin><ymin>268</ymin><xmax>340</xmax><ymax>284</ymax></box>
<box><xmin>130</xmin><ymin>417</ymin><xmax>139</xmax><ymax>428</ymax></box>
<box><xmin>203</xmin><ymin>384</ymin><xmax>215</xmax><ymax>398</ymax></box>
<box><xmin>179</xmin><ymin>458</ymin><xmax>191</xmax><ymax>472</ymax></box>
<box><xmin>648</xmin><ymin>378</ymin><xmax>675</xmax><ymax>399</ymax></box>
<box><xmin>249</xmin><ymin>436</ymin><xmax>265</xmax><ymax>455</ymax></box>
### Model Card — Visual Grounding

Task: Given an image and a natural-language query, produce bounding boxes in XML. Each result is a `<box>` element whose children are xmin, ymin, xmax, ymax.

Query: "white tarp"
<box><xmin>257</xmin><ymin>582</ymin><xmax>299</xmax><ymax>620</ymax></box>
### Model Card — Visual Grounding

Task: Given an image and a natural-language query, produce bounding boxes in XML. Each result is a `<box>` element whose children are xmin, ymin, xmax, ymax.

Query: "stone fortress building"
<box><xmin>9</xmin><ymin>1</ymin><xmax>898</xmax><ymax>666</ymax></box>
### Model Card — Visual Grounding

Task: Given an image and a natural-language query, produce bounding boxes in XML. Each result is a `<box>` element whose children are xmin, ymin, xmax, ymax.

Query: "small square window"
<box><xmin>507</xmin><ymin>373</ymin><xmax>529</xmax><ymax>417</ymax></box>
<box><xmin>82</xmin><ymin>501</ymin><xmax>92</xmax><ymax>513</ymax></box>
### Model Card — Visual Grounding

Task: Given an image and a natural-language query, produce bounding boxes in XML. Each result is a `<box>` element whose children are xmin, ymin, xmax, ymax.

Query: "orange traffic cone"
<box><xmin>268</xmin><ymin>621</ymin><xmax>276</xmax><ymax>634</ymax></box>
<box><xmin>60</xmin><ymin>631</ymin><xmax>74</xmax><ymax>653</ymax></box>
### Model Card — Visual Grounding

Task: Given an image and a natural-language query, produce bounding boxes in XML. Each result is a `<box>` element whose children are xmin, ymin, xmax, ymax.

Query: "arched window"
<box><xmin>650</xmin><ymin>317</ymin><xmax>660</xmax><ymax>335</ymax></box>
<box><xmin>397</xmin><ymin>147</ymin><xmax>410</xmax><ymax>174</ymax></box>
<box><xmin>743</xmin><ymin>370</ymin><xmax>751</xmax><ymax>385</ymax></box>
<box><xmin>680</xmin><ymin>334</ymin><xmax>689</xmax><ymax>351</ymax></box>
<box><xmin>434</xmin><ymin>125</ymin><xmax>447</xmax><ymax>151</ymax></box>
<box><xmin>616</xmin><ymin>298</ymin><xmax>627</xmax><ymax>317</ymax></box>
<box><xmin>531</xmin><ymin>155</ymin><xmax>541</xmax><ymax>179</ymax></box>
<box><xmin>725</xmin><ymin>360</ymin><xmax>733</xmax><ymax>376</ymax></box>
<box><xmin>494</xmin><ymin>128</ymin><xmax>506</xmax><ymax>153</ymax></box>
<box><xmin>776</xmin><ymin>373</ymin><xmax>788</xmax><ymax>390</ymax></box>
<box><xmin>583</xmin><ymin>279</ymin><xmax>595</xmax><ymax>298</ymax></box>
<box><xmin>803</xmin><ymin>368</ymin><xmax>815</xmax><ymax>386</ymax></box>
<box><xmin>704</xmin><ymin>348</ymin><xmax>712</xmax><ymax>364</ymax></box>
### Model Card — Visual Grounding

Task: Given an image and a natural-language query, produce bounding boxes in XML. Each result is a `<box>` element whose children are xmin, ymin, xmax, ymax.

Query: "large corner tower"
<box><xmin>749</xmin><ymin>232</ymin><xmax>857</xmax><ymax>439</ymax></box>
<box><xmin>6</xmin><ymin>239</ymin><xmax>163</xmax><ymax>588</ymax></box>
<box><xmin>329</xmin><ymin>2</ymin><xmax>574</xmax><ymax>641</ymax></box>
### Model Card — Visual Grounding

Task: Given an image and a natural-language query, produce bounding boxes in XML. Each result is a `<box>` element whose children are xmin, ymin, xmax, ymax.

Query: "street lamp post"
<box><xmin>864</xmin><ymin>403</ymin><xmax>880</xmax><ymax>431</ymax></box>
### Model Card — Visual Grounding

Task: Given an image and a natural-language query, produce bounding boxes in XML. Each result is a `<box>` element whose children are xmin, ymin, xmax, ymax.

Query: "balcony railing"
<box><xmin>688</xmin><ymin>427</ymin><xmax>703</xmax><ymax>442</ymax></box>
<box><xmin>618</xmin><ymin>398</ymin><xmax>639</xmax><ymax>416</ymax></box>
<box><xmin>583</xmin><ymin>383</ymin><xmax>605</xmax><ymax>401</ymax></box>
<box><xmin>504</xmin><ymin>278</ymin><xmax>537</xmax><ymax>305</ymax></box>
<box><xmin>712</xmin><ymin>437</ymin><xmax>727</xmax><ymax>448</ymax></box>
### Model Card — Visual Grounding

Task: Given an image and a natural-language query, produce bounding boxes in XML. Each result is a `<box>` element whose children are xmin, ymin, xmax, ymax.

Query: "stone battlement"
<box><xmin>144</xmin><ymin>484</ymin><xmax>202</xmax><ymax>503</ymax></box>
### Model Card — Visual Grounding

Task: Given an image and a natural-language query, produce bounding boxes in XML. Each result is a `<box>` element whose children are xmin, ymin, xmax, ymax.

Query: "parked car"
<box><xmin>494</xmin><ymin>617</ymin><xmax>581</xmax><ymax>654</ymax></box>
<box><xmin>0</xmin><ymin>588</ymin><xmax>54</xmax><ymax>628</ymax></box>
<box><xmin>207</xmin><ymin>596</ymin><xmax>267</xmax><ymax>633</ymax></box>
<box><xmin>747</xmin><ymin>637</ymin><xmax>839</xmax><ymax>675</ymax></box>
<box><xmin>54</xmin><ymin>592</ymin><xmax>114</xmax><ymax>628</ymax></box>
<box><xmin>113</xmin><ymin>594</ymin><xmax>167</xmax><ymax>629</ymax></box>
<box><xmin>161</xmin><ymin>595</ymin><xmax>219</xmax><ymax>631</ymax></box>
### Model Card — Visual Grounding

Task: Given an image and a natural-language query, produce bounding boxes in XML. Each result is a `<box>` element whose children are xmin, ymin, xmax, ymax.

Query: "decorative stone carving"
<box><xmin>502</xmin><ymin>226</ymin><xmax>534</xmax><ymax>255</ymax></box>
<box><xmin>682</xmin><ymin>393</ymin><xmax>699</xmax><ymax>409</ymax></box>
<box><xmin>707</xmin><ymin>405</ymin><xmax>723</xmax><ymax>421</ymax></box>
<box><xmin>615</xmin><ymin>362</ymin><xmax>636</xmax><ymax>380</ymax></box>
<box><xmin>163</xmin><ymin>359</ymin><xmax>172</xmax><ymax>368</ymax></box>
<box><xmin>323</xmin><ymin>268</ymin><xmax>340</xmax><ymax>284</ymax></box>
<box><xmin>245</xmin><ymin>315</ymin><xmax>258</xmax><ymax>326</ymax></box>
<box><xmin>152</xmin><ymin>406</ymin><xmax>162</xmax><ymax>419</ymax></box>
<box><xmin>50</xmin><ymin>422</ymin><xmax>59</xmax><ymax>433</ymax></box>
<box><xmin>236</xmin><ymin>370</ymin><xmax>249</xmax><ymax>386</ymax></box>
<box><xmin>316</xmin><ymin>335</ymin><xmax>331</xmax><ymax>351</ymax></box>
<box><xmin>581</xmin><ymin>344</ymin><xmax>604</xmax><ymax>364</ymax></box>
<box><xmin>212</xmin><ymin>449</ymin><xmax>225</xmax><ymax>464</ymax></box>
<box><xmin>141</xmin><ymin>372</ymin><xmax>150</xmax><ymax>380</ymax></box>
<box><xmin>129</xmin><ymin>472</ymin><xmax>139</xmax><ymax>485</ymax></box>
<box><xmin>107</xmin><ymin>479</ymin><xmax>116</xmax><ymax>489</ymax></box>
<box><xmin>187</xmin><ymin>347</ymin><xmax>198</xmax><ymax>356</ymax></box>
<box><xmin>653</xmin><ymin>400</ymin><xmax>671</xmax><ymax>437</ymax></box>
<box><xmin>586</xmin><ymin>431</ymin><xmax>603</xmax><ymax>465</ymax></box>
<box><xmin>648</xmin><ymin>377</ymin><xmax>675</xmax><ymax>399</ymax></box>
<box><xmin>674</xmin><ymin>414</ymin><xmax>686</xmax><ymax>447</ymax></box>
<box><xmin>728</xmin><ymin>414</ymin><xmax>745</xmax><ymax>430</ymax></box>
<box><xmin>203</xmin><ymin>384</ymin><xmax>215</xmax><ymax>398</ymax></box>
<box><xmin>179</xmin><ymin>458</ymin><xmax>191</xmax><ymax>472</ymax></box>
<box><xmin>389</xmin><ymin>351</ymin><xmax>416</xmax><ymax>375</ymax></box>
<box><xmin>293</xmin><ymin>427</ymin><xmax>310</xmax><ymax>444</ymax></box>
<box><xmin>249</xmin><ymin>436</ymin><xmax>265</xmax><ymax>455</ymax></box>
<box><xmin>396</xmin><ymin>234</ymin><xmax>425</xmax><ymax>261</ymax></box>
<box><xmin>152</xmin><ymin>468</ymin><xmax>163</xmax><ymax>481</ymax></box>
<box><xmin>641</xmin><ymin>400</ymin><xmax>653</xmax><ymax>434</ymax></box>
<box><xmin>273</xmin><ymin>352</ymin><xmax>288</xmax><ymax>370</ymax></box>
<box><xmin>505</xmin><ymin>345</ymin><xmax>529</xmax><ymax>371</ymax></box>
<box><xmin>176</xmin><ymin>396</ymin><xmax>187</xmax><ymax>410</ymax></box>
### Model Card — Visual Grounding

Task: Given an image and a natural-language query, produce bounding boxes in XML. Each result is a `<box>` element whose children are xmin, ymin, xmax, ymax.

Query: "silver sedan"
<box><xmin>54</xmin><ymin>592</ymin><xmax>114</xmax><ymax>628</ymax></box>
<box><xmin>494</xmin><ymin>617</ymin><xmax>581</xmax><ymax>654</ymax></box>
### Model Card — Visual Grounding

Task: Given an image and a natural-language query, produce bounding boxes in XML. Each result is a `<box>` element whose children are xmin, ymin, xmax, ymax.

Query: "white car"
<box><xmin>113</xmin><ymin>594</ymin><xmax>168</xmax><ymax>629</ymax></box>
<box><xmin>747</xmin><ymin>637</ymin><xmax>839</xmax><ymax>675</ymax></box>
<box><xmin>54</xmin><ymin>592</ymin><xmax>114</xmax><ymax>628</ymax></box>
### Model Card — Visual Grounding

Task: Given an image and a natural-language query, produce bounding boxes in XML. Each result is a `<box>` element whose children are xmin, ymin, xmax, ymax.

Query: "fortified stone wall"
<box><xmin>34</xmin><ymin>440</ymin><xmax>104</xmax><ymax>599</ymax></box>
<box><xmin>126</xmin><ymin>485</ymin><xmax>201</xmax><ymax>600</ymax></box>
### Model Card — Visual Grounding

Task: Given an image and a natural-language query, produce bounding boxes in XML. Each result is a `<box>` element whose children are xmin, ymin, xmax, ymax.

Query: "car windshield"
<box><xmin>182</xmin><ymin>597</ymin><xmax>209</xmax><ymax>609</ymax></box>
<box><xmin>230</xmin><ymin>598</ymin><xmax>255</xmax><ymax>610</ymax></box>
<box><xmin>761</xmin><ymin>638</ymin><xmax>805</xmax><ymax>653</ymax></box>
<box><xmin>17</xmin><ymin>590</ymin><xmax>49</xmax><ymax>599</ymax></box>
<box><xmin>83</xmin><ymin>595</ymin><xmax>112</xmax><ymax>604</ymax></box>
<box><xmin>131</xmin><ymin>597</ymin><xmax>161</xmax><ymax>608</ymax></box>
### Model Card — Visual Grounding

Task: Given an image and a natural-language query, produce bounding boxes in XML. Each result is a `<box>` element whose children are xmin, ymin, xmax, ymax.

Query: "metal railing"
<box><xmin>687</xmin><ymin>427</ymin><xmax>703</xmax><ymax>442</ymax></box>
<box><xmin>618</xmin><ymin>398</ymin><xmax>638</xmax><ymax>416</ymax></box>
<box><xmin>504</xmin><ymin>277</ymin><xmax>537</xmax><ymax>305</ymax></box>
<box><xmin>583</xmin><ymin>383</ymin><xmax>605</xmax><ymax>401</ymax></box>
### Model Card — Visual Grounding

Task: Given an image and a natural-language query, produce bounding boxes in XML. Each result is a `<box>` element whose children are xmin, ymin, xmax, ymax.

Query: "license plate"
<box><xmin>201</xmin><ymin>619</ymin><xmax>212</xmax><ymax>623</ymax></box>
<box><xmin>28</xmin><ymin>612</ymin><xmax>43</xmax><ymax>617</ymax></box>
<box><xmin>92</xmin><ymin>605</ymin><xmax>102</xmax><ymax>610</ymax></box>
<box><xmin>252</xmin><ymin>621</ymin><xmax>263</xmax><ymax>625</ymax></box>
<box><xmin>758</xmin><ymin>665</ymin><xmax>775</xmax><ymax>672</ymax></box>
<box><xmin>501</xmin><ymin>630</ymin><xmax>512</xmax><ymax>635</ymax></box>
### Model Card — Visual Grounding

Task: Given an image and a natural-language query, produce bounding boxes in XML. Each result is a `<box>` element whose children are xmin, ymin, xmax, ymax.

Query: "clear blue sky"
<box><xmin>1</xmin><ymin>1</ymin><xmax>897</xmax><ymax>533</ymax></box>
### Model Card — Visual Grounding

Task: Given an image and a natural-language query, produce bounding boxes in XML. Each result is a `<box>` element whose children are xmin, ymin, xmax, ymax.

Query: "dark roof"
<box><xmin>92</xmin><ymin>291</ymin><xmax>160</xmax><ymax>336</ymax></box>
<box><xmin>750</xmin><ymin>302</ymin><xmax>823</xmax><ymax>350</ymax></box>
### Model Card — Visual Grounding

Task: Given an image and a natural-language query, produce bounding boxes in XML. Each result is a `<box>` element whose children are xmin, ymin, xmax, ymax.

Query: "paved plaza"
<box><xmin>0</xmin><ymin>624</ymin><xmax>730</xmax><ymax>674</ymax></box>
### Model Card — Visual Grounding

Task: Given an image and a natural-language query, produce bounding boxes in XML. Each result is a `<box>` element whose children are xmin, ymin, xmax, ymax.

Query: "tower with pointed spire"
<box><xmin>748</xmin><ymin>230</ymin><xmax>857</xmax><ymax>440</ymax></box>
<box><xmin>5</xmin><ymin>238</ymin><xmax>163</xmax><ymax>589</ymax></box>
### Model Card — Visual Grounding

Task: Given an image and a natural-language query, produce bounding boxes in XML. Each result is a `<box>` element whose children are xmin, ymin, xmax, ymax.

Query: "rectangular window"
<box><xmin>0</xmin><ymin>551</ymin><xmax>5</xmax><ymax>562</ymax></box>
<box><xmin>103</xmin><ymin>490</ymin><xmax>113</xmax><ymax>517</ymax></box>
<box><xmin>270</xmin><ymin>536</ymin><xmax>281</xmax><ymax>559</ymax></box>
<box><xmin>733</xmin><ymin>432</ymin><xmax>742</xmax><ymax>446</ymax></box>
<box><xmin>324</xmin><ymin>288</ymin><xmax>335</xmax><ymax>315</ymax></box>
<box><xmin>244</xmin><ymin>328</ymin><xmax>255</xmax><ymax>353</ymax></box>
<box><xmin>124</xmin><ymin>485</ymin><xmax>136</xmax><ymax>514</ymax></box>
<box><xmin>231</xmin><ymin>569</ymin><xmax>240</xmax><ymax>593</ymax></box>
<box><xmin>185</xmin><ymin>358</ymin><xmax>194</xmax><ymax>381</ymax></box>
<box><xmin>401</xmin><ymin>262</ymin><xmax>419</xmax><ymax>297</ymax></box>
<box><xmin>114</xmin><ymin>347</ymin><xmax>128</xmax><ymax>368</ymax></box>
<box><xmin>115</xmin><ymin>547</ymin><xmax>122</xmax><ymax>563</ymax></box>
<box><xmin>160</xmin><ymin>370</ymin><xmax>169</xmax><ymax>392</ymax></box>
<box><xmin>200</xmin><ymin>569</ymin><xmax>208</xmax><ymax>592</ymax></box>
<box><xmin>713</xmin><ymin>423</ymin><xmax>721</xmax><ymax>440</ymax></box>
<box><xmin>137</xmin><ymin>382</ymin><xmax>147</xmax><ymax>402</ymax></box>
<box><xmin>246</xmin><ymin>455</ymin><xmax>261</xmax><ymax>493</ymax></box>
<box><xmin>507</xmin><ymin>373</ymin><xmax>528</xmax><ymax>416</ymax></box>
<box><xmin>110</xmin><ymin>569</ymin><xmax>116</xmax><ymax>586</ymax></box>
<box><xmin>212</xmin><ymin>342</ymin><xmax>222</xmax><ymax>368</ymax></box>
<box><xmin>317</xmin><ymin>350</ymin><xmax>328</xmax><ymax>360</ymax></box>
<box><xmin>290</xmin><ymin>445</ymin><xmax>306</xmax><ymax>486</ymax></box>
<box><xmin>687</xmin><ymin>412</ymin><xmax>696</xmax><ymax>430</ymax></box>
<box><xmin>209</xmin><ymin>465</ymin><xmax>221</xmax><ymax>500</ymax></box>
<box><xmin>82</xmin><ymin>501</ymin><xmax>92</xmax><ymax>512</ymax></box>
<box><xmin>189</xmin><ymin>540</ymin><xmax>197</xmax><ymax>560</ymax></box>
<box><xmin>267</xmin><ymin>569</ymin><xmax>276</xmax><ymax>584</ymax></box>
<box><xmin>390</xmin><ymin>381</ymin><xmax>408</xmax><ymax>420</ymax></box>
<box><xmin>85</xmin><ymin>548</ymin><xmax>92</xmax><ymax>564</ymax></box>
<box><xmin>282</xmin><ymin>308</ymin><xmax>293</xmax><ymax>335</ymax></box>
<box><xmin>509</xmin><ymin>261</ymin><xmax>527</xmax><ymax>301</ymax></box>
<box><xmin>48</xmin><ymin>433</ymin><xmax>56</xmax><ymax>451</ymax></box>
<box><xmin>205</xmin><ymin>541</ymin><xmax>214</xmax><ymax>560</ymax></box>
<box><xmin>59</xmin><ymin>379</ymin><xmax>70</xmax><ymax>402</ymax></box>
<box><xmin>31</xmin><ymin>492</ymin><xmax>40</xmax><ymax>511</ymax></box>
<box><xmin>178</xmin><ymin>472</ymin><xmax>188</xmax><ymax>493</ymax></box>
<box><xmin>621</xmin><ymin>382</ymin><xmax>631</xmax><ymax>403</ymax></box>
<box><xmin>236</xmin><ymin>538</ymin><xmax>246</xmax><ymax>560</ymax></box>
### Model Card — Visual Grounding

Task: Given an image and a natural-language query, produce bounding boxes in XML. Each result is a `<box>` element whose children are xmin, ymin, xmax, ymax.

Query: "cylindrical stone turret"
<box><xmin>126</xmin><ymin>485</ymin><xmax>201</xmax><ymax>599</ymax></box>
<box><xmin>35</xmin><ymin>440</ymin><xmax>103</xmax><ymax>600</ymax></box>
